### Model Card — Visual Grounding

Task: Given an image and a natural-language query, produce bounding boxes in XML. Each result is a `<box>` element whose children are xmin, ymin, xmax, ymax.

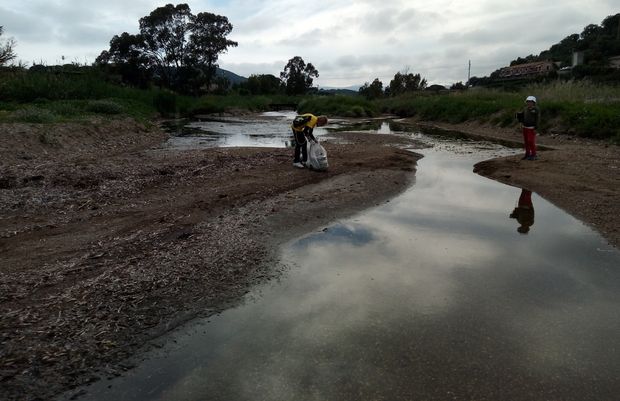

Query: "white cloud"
<box><xmin>1</xmin><ymin>0</ymin><xmax>618</xmax><ymax>86</ymax></box>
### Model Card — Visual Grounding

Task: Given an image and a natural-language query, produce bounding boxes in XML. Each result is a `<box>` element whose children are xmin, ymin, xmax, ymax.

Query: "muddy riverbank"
<box><xmin>414</xmin><ymin>120</ymin><xmax>620</xmax><ymax>248</ymax></box>
<box><xmin>0</xmin><ymin>119</ymin><xmax>420</xmax><ymax>400</ymax></box>
<box><xmin>2</xmin><ymin>115</ymin><xmax>619</xmax><ymax>400</ymax></box>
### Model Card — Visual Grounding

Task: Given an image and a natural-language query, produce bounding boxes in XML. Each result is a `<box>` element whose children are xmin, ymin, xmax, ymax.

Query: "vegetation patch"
<box><xmin>86</xmin><ymin>100</ymin><xmax>123</xmax><ymax>114</ymax></box>
<box><xmin>298</xmin><ymin>96</ymin><xmax>378</xmax><ymax>117</ymax></box>
<box><xmin>11</xmin><ymin>106</ymin><xmax>57</xmax><ymax>123</ymax></box>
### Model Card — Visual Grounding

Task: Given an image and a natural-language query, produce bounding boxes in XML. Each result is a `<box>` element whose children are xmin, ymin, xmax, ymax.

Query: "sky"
<box><xmin>1</xmin><ymin>0</ymin><xmax>617</xmax><ymax>88</ymax></box>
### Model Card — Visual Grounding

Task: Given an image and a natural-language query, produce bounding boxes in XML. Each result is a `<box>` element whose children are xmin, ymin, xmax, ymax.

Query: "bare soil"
<box><xmin>0</xmin><ymin>119</ymin><xmax>421</xmax><ymax>401</ymax></box>
<box><xmin>414</xmin><ymin>120</ymin><xmax>620</xmax><ymax>248</ymax></box>
<box><xmin>2</xmin><ymin>116</ymin><xmax>618</xmax><ymax>400</ymax></box>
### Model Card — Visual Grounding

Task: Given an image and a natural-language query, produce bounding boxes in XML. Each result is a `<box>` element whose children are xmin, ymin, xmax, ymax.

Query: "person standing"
<box><xmin>291</xmin><ymin>113</ymin><xmax>328</xmax><ymax>168</ymax></box>
<box><xmin>516</xmin><ymin>96</ymin><xmax>540</xmax><ymax>160</ymax></box>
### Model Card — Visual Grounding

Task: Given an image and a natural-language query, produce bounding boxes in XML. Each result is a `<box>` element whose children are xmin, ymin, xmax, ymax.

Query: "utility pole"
<box><xmin>467</xmin><ymin>60</ymin><xmax>471</xmax><ymax>83</ymax></box>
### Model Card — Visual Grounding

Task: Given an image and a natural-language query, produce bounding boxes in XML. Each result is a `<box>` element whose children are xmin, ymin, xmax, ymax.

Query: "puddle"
<box><xmin>69</xmin><ymin>130</ymin><xmax>620</xmax><ymax>401</ymax></box>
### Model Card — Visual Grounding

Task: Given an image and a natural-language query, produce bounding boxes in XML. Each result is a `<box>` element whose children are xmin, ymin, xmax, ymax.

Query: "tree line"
<box><xmin>1</xmin><ymin>3</ymin><xmax>321</xmax><ymax>97</ymax></box>
<box><xmin>358</xmin><ymin>71</ymin><xmax>429</xmax><ymax>100</ymax></box>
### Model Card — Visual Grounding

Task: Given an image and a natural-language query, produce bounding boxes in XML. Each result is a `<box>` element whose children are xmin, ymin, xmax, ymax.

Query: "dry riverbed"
<box><xmin>0</xmin><ymin>119</ymin><xmax>420</xmax><ymax>400</ymax></box>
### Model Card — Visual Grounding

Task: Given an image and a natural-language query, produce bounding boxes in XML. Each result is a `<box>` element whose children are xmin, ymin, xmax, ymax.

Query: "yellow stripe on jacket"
<box><xmin>291</xmin><ymin>113</ymin><xmax>319</xmax><ymax>132</ymax></box>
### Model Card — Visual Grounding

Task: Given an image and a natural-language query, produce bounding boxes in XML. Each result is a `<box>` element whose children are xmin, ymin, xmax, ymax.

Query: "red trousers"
<box><xmin>522</xmin><ymin>127</ymin><xmax>537</xmax><ymax>156</ymax></box>
<box><xmin>518</xmin><ymin>189</ymin><xmax>532</xmax><ymax>208</ymax></box>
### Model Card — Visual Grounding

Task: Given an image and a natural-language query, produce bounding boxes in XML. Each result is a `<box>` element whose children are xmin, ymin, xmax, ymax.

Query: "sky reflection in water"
<box><xmin>76</xmin><ymin>139</ymin><xmax>620</xmax><ymax>401</ymax></box>
<box><xmin>164</xmin><ymin>111</ymin><xmax>329</xmax><ymax>149</ymax></box>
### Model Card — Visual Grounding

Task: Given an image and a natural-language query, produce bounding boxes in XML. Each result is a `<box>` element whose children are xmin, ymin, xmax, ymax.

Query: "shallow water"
<box><xmin>73</xmin><ymin>129</ymin><xmax>620</xmax><ymax>401</ymax></box>
<box><xmin>164</xmin><ymin>111</ymin><xmax>330</xmax><ymax>149</ymax></box>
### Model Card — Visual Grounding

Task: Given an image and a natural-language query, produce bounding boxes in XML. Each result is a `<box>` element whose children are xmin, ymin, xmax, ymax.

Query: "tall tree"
<box><xmin>244</xmin><ymin>74</ymin><xmax>282</xmax><ymax>95</ymax></box>
<box><xmin>387</xmin><ymin>71</ymin><xmax>427</xmax><ymax>96</ymax></box>
<box><xmin>97</xmin><ymin>3</ymin><xmax>237</xmax><ymax>92</ymax></box>
<box><xmin>187</xmin><ymin>12</ymin><xmax>237</xmax><ymax>79</ymax></box>
<box><xmin>95</xmin><ymin>32</ymin><xmax>152</xmax><ymax>87</ymax></box>
<box><xmin>0</xmin><ymin>26</ymin><xmax>17</xmax><ymax>66</ymax></box>
<box><xmin>138</xmin><ymin>3</ymin><xmax>193</xmax><ymax>85</ymax></box>
<box><xmin>359</xmin><ymin>78</ymin><xmax>384</xmax><ymax>99</ymax></box>
<box><xmin>280</xmin><ymin>56</ymin><xmax>318</xmax><ymax>95</ymax></box>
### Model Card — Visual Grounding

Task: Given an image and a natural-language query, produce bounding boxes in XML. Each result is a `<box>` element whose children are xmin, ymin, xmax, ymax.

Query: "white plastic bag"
<box><xmin>306</xmin><ymin>140</ymin><xmax>328</xmax><ymax>171</ymax></box>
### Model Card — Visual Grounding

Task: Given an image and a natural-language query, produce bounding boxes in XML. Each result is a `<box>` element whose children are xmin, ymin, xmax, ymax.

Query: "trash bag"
<box><xmin>306</xmin><ymin>140</ymin><xmax>328</xmax><ymax>171</ymax></box>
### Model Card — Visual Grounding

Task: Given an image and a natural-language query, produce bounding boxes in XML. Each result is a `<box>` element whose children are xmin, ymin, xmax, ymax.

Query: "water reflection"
<box><xmin>72</xmin><ymin>138</ymin><xmax>620</xmax><ymax>401</ymax></box>
<box><xmin>164</xmin><ymin>111</ymin><xmax>329</xmax><ymax>149</ymax></box>
<box><xmin>510</xmin><ymin>189</ymin><xmax>535</xmax><ymax>234</ymax></box>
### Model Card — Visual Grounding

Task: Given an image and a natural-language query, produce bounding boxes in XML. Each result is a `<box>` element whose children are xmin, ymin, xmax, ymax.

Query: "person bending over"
<box><xmin>291</xmin><ymin>113</ymin><xmax>328</xmax><ymax>168</ymax></box>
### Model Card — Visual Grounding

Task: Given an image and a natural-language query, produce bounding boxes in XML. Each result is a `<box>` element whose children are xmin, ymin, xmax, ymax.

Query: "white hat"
<box><xmin>525</xmin><ymin>95</ymin><xmax>537</xmax><ymax>103</ymax></box>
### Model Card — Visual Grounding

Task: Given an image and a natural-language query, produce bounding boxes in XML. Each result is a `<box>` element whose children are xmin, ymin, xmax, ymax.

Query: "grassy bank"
<box><xmin>376</xmin><ymin>81</ymin><xmax>620</xmax><ymax>142</ymax></box>
<box><xmin>0</xmin><ymin>69</ymin><xmax>299</xmax><ymax>123</ymax></box>
<box><xmin>297</xmin><ymin>95</ymin><xmax>378</xmax><ymax>117</ymax></box>
<box><xmin>3</xmin><ymin>69</ymin><xmax>619</xmax><ymax>143</ymax></box>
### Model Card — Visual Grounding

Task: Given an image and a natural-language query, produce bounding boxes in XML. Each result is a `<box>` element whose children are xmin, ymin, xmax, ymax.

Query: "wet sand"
<box><xmin>1</xmin><ymin>116</ymin><xmax>618</xmax><ymax>400</ymax></box>
<box><xmin>0</xmin><ymin>120</ymin><xmax>421</xmax><ymax>400</ymax></box>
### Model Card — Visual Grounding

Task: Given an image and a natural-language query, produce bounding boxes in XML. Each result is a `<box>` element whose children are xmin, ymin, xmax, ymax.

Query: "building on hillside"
<box><xmin>608</xmin><ymin>55</ymin><xmax>620</xmax><ymax>69</ymax></box>
<box><xmin>497</xmin><ymin>61</ymin><xmax>556</xmax><ymax>80</ymax></box>
<box><xmin>572</xmin><ymin>51</ymin><xmax>585</xmax><ymax>67</ymax></box>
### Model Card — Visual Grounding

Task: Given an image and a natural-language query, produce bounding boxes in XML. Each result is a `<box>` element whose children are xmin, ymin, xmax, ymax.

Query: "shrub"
<box><xmin>153</xmin><ymin>92</ymin><xmax>178</xmax><ymax>117</ymax></box>
<box><xmin>86</xmin><ymin>100</ymin><xmax>123</xmax><ymax>114</ymax></box>
<box><xmin>48</xmin><ymin>101</ymin><xmax>83</xmax><ymax>117</ymax></box>
<box><xmin>12</xmin><ymin>107</ymin><xmax>57</xmax><ymax>123</ymax></box>
<box><xmin>297</xmin><ymin>95</ymin><xmax>378</xmax><ymax>117</ymax></box>
<box><xmin>187</xmin><ymin>97</ymin><xmax>224</xmax><ymax>115</ymax></box>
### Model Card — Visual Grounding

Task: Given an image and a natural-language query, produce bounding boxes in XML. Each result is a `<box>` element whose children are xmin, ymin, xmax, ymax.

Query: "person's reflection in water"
<box><xmin>509</xmin><ymin>189</ymin><xmax>535</xmax><ymax>234</ymax></box>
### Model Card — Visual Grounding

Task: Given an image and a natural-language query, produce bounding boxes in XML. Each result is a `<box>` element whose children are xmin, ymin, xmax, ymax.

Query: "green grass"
<box><xmin>0</xmin><ymin>70</ymin><xmax>305</xmax><ymax>122</ymax></box>
<box><xmin>0</xmin><ymin>69</ymin><xmax>188</xmax><ymax>122</ymax></box>
<box><xmin>2</xmin><ymin>69</ymin><xmax>619</xmax><ymax>141</ymax></box>
<box><xmin>11</xmin><ymin>107</ymin><xmax>58</xmax><ymax>123</ymax></box>
<box><xmin>297</xmin><ymin>95</ymin><xmax>378</xmax><ymax>117</ymax></box>
<box><xmin>374</xmin><ymin>82</ymin><xmax>620</xmax><ymax>141</ymax></box>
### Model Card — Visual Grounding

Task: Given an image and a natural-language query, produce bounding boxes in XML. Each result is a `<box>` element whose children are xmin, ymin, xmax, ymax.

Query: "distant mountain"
<box><xmin>215</xmin><ymin>67</ymin><xmax>247</xmax><ymax>85</ymax></box>
<box><xmin>318</xmin><ymin>88</ymin><xmax>359</xmax><ymax>96</ymax></box>
<box><xmin>320</xmin><ymin>84</ymin><xmax>363</xmax><ymax>91</ymax></box>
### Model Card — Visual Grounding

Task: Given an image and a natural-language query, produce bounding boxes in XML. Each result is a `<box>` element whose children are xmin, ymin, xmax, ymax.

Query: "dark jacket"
<box><xmin>522</xmin><ymin>106</ymin><xmax>540</xmax><ymax>129</ymax></box>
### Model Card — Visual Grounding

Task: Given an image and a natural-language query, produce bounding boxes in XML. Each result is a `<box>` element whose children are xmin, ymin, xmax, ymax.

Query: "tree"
<box><xmin>95</xmin><ymin>32</ymin><xmax>152</xmax><ymax>87</ymax></box>
<box><xmin>387</xmin><ymin>71</ymin><xmax>427</xmax><ymax>96</ymax></box>
<box><xmin>510</xmin><ymin>54</ymin><xmax>539</xmax><ymax>66</ymax></box>
<box><xmin>187</xmin><ymin>12</ymin><xmax>237</xmax><ymax>79</ymax></box>
<box><xmin>0</xmin><ymin>26</ymin><xmax>17</xmax><ymax>66</ymax></box>
<box><xmin>358</xmin><ymin>78</ymin><xmax>383</xmax><ymax>99</ymax></box>
<box><xmin>539</xmin><ymin>34</ymin><xmax>580</xmax><ymax>66</ymax></box>
<box><xmin>450</xmin><ymin>81</ymin><xmax>467</xmax><ymax>90</ymax></box>
<box><xmin>244</xmin><ymin>74</ymin><xmax>282</xmax><ymax>95</ymax></box>
<box><xmin>280</xmin><ymin>56</ymin><xmax>319</xmax><ymax>95</ymax></box>
<box><xmin>97</xmin><ymin>3</ymin><xmax>237</xmax><ymax>92</ymax></box>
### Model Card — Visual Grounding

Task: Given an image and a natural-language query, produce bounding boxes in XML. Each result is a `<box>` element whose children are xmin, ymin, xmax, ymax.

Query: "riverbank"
<box><xmin>412</xmin><ymin>119</ymin><xmax>620</xmax><ymax>248</ymax></box>
<box><xmin>2</xmin><ymin>115</ymin><xmax>618</xmax><ymax>400</ymax></box>
<box><xmin>0</xmin><ymin>119</ymin><xmax>420</xmax><ymax>400</ymax></box>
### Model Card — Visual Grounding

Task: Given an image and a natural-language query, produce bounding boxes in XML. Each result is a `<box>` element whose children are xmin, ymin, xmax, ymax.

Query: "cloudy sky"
<box><xmin>1</xmin><ymin>0</ymin><xmax>617</xmax><ymax>87</ymax></box>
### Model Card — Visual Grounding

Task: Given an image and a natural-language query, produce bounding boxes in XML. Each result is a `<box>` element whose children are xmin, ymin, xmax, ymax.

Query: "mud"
<box><xmin>0</xmin><ymin>119</ymin><xmax>421</xmax><ymax>401</ymax></box>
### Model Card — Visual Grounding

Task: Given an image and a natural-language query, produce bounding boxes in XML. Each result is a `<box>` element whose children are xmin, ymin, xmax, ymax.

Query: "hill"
<box><xmin>215</xmin><ymin>67</ymin><xmax>247</xmax><ymax>86</ymax></box>
<box><xmin>471</xmin><ymin>13</ymin><xmax>620</xmax><ymax>85</ymax></box>
<box><xmin>510</xmin><ymin>13</ymin><xmax>619</xmax><ymax>68</ymax></box>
